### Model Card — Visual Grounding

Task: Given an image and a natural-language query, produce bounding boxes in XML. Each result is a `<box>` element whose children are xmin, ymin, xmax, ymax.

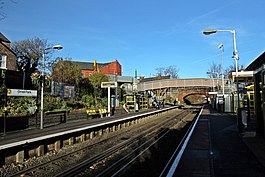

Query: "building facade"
<box><xmin>0</xmin><ymin>33</ymin><xmax>16</xmax><ymax>71</ymax></box>
<box><xmin>74</xmin><ymin>60</ymin><xmax>122</xmax><ymax>78</ymax></box>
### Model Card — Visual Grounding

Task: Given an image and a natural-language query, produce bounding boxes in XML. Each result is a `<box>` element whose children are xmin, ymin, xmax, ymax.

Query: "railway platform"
<box><xmin>173</xmin><ymin>104</ymin><xmax>265</xmax><ymax>177</ymax></box>
<box><xmin>0</xmin><ymin>107</ymin><xmax>170</xmax><ymax>166</ymax></box>
<box><xmin>0</xmin><ymin>108</ymin><xmax>155</xmax><ymax>146</ymax></box>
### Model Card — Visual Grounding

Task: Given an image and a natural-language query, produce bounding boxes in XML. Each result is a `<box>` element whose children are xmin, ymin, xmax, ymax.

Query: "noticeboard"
<box><xmin>62</xmin><ymin>84</ymin><xmax>75</xmax><ymax>98</ymax></box>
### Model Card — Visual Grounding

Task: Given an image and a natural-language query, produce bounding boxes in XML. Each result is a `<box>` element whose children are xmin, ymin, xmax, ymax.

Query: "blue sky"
<box><xmin>1</xmin><ymin>0</ymin><xmax>265</xmax><ymax>78</ymax></box>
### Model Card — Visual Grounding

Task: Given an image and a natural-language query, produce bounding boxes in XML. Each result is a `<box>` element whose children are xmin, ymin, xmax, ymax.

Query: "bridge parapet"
<box><xmin>138</xmin><ymin>78</ymin><xmax>220</xmax><ymax>91</ymax></box>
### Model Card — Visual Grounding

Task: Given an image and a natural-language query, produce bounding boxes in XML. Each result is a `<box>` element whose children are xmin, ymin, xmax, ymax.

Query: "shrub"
<box><xmin>43</xmin><ymin>95</ymin><xmax>64</xmax><ymax>112</ymax></box>
<box><xmin>96</xmin><ymin>97</ymin><xmax>108</xmax><ymax>108</ymax></box>
<box><xmin>65</xmin><ymin>100</ymin><xmax>86</xmax><ymax>110</ymax></box>
<box><xmin>81</xmin><ymin>95</ymin><xmax>94</xmax><ymax>107</ymax></box>
<box><xmin>0</xmin><ymin>97</ymin><xmax>37</xmax><ymax>116</ymax></box>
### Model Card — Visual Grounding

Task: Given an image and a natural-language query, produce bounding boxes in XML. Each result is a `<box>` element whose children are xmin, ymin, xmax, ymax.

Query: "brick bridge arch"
<box><xmin>177</xmin><ymin>88</ymin><xmax>209</xmax><ymax>103</ymax></box>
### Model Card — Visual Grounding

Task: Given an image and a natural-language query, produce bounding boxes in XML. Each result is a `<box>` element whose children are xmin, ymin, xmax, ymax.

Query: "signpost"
<box><xmin>7</xmin><ymin>89</ymin><xmax>37</xmax><ymax>97</ymax></box>
<box><xmin>101</xmin><ymin>82</ymin><xmax>117</xmax><ymax>88</ymax></box>
<box><xmin>101</xmin><ymin>82</ymin><xmax>117</xmax><ymax>116</ymax></box>
<box><xmin>2</xmin><ymin>89</ymin><xmax>37</xmax><ymax>135</ymax></box>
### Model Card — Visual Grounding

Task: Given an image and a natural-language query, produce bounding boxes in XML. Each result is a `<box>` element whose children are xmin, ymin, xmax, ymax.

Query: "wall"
<box><xmin>0</xmin><ymin>43</ymin><xmax>17</xmax><ymax>71</ymax></box>
<box><xmin>81</xmin><ymin>60</ymin><xmax>122</xmax><ymax>78</ymax></box>
<box><xmin>81</xmin><ymin>70</ymin><xmax>94</xmax><ymax>78</ymax></box>
<box><xmin>177</xmin><ymin>89</ymin><xmax>208</xmax><ymax>102</ymax></box>
<box><xmin>99</xmin><ymin>60</ymin><xmax>122</xmax><ymax>76</ymax></box>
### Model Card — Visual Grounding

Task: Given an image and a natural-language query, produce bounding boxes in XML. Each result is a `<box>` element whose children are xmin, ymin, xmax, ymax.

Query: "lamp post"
<box><xmin>40</xmin><ymin>45</ymin><xmax>63</xmax><ymax>129</ymax></box>
<box><xmin>1</xmin><ymin>68</ymin><xmax>7</xmax><ymax>135</ymax></box>
<box><xmin>22</xmin><ymin>66</ymin><xmax>25</xmax><ymax>89</ymax></box>
<box><xmin>207</xmin><ymin>71</ymin><xmax>219</xmax><ymax>92</ymax></box>
<box><xmin>203</xmin><ymin>29</ymin><xmax>238</xmax><ymax>74</ymax></box>
<box><xmin>218</xmin><ymin>43</ymin><xmax>225</xmax><ymax>97</ymax></box>
<box><xmin>203</xmin><ymin>29</ymin><xmax>239</xmax><ymax>110</ymax></box>
<box><xmin>203</xmin><ymin>29</ymin><xmax>239</xmax><ymax>121</ymax></box>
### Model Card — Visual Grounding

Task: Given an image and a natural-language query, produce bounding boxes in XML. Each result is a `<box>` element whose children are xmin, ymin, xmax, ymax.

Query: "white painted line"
<box><xmin>166</xmin><ymin>107</ymin><xmax>204</xmax><ymax>177</ymax></box>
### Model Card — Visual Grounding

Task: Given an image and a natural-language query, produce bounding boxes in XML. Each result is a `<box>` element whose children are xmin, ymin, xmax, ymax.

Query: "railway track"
<box><xmin>4</xmin><ymin>107</ymin><xmax>200</xmax><ymax>177</ymax></box>
<box><xmin>57</xmin><ymin>108</ymin><xmax>199</xmax><ymax>177</ymax></box>
<box><xmin>55</xmin><ymin>110</ymin><xmax>193</xmax><ymax>177</ymax></box>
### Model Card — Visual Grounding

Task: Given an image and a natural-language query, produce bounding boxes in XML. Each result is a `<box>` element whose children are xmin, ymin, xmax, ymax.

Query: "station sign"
<box><xmin>7</xmin><ymin>89</ymin><xmax>37</xmax><ymax>97</ymax></box>
<box><xmin>101</xmin><ymin>82</ymin><xmax>117</xmax><ymax>88</ymax></box>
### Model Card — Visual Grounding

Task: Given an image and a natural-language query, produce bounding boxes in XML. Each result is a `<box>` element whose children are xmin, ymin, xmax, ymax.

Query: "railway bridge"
<box><xmin>137</xmin><ymin>78</ymin><xmax>221</xmax><ymax>103</ymax></box>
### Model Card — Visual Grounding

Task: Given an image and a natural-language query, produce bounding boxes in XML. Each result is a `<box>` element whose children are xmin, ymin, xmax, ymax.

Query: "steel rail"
<box><xmin>96</xmin><ymin>111</ymin><xmax>191</xmax><ymax>177</ymax></box>
<box><xmin>55</xmin><ymin>110</ymin><xmax>190</xmax><ymax>177</ymax></box>
<box><xmin>10</xmin><ymin>108</ymin><xmax>184</xmax><ymax>177</ymax></box>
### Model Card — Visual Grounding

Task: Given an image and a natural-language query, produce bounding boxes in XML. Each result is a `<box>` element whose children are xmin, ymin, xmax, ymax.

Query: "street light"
<box><xmin>203</xmin><ymin>29</ymin><xmax>240</xmax><ymax>110</ymax></box>
<box><xmin>207</xmin><ymin>71</ymin><xmax>219</xmax><ymax>92</ymax></box>
<box><xmin>22</xmin><ymin>66</ymin><xmax>25</xmax><ymax>89</ymax></box>
<box><xmin>203</xmin><ymin>29</ymin><xmax>239</xmax><ymax>74</ymax></box>
<box><xmin>203</xmin><ymin>29</ymin><xmax>217</xmax><ymax>35</ymax></box>
<box><xmin>218</xmin><ymin>44</ymin><xmax>225</xmax><ymax>99</ymax></box>
<box><xmin>40</xmin><ymin>45</ymin><xmax>63</xmax><ymax>129</ymax></box>
<box><xmin>218</xmin><ymin>43</ymin><xmax>225</xmax><ymax>97</ymax></box>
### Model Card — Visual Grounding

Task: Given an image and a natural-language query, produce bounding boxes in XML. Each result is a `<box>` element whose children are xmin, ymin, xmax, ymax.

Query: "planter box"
<box><xmin>0</xmin><ymin>114</ymin><xmax>33</xmax><ymax>132</ymax></box>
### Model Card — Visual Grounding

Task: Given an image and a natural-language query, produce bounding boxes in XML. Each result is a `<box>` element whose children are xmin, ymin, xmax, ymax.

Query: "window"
<box><xmin>0</xmin><ymin>55</ymin><xmax>7</xmax><ymax>69</ymax></box>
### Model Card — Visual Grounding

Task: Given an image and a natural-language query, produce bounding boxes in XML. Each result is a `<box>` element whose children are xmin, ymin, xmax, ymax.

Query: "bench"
<box><xmin>86</xmin><ymin>108</ymin><xmax>108</xmax><ymax>118</ymax></box>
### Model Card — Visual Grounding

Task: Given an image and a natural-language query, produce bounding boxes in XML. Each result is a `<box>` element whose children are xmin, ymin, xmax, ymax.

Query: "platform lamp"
<box><xmin>203</xmin><ymin>29</ymin><xmax>238</xmax><ymax>74</ymax></box>
<box><xmin>40</xmin><ymin>45</ymin><xmax>63</xmax><ymax>129</ymax></box>
<box><xmin>218</xmin><ymin>43</ymin><xmax>225</xmax><ymax>97</ymax></box>
<box><xmin>203</xmin><ymin>29</ymin><xmax>240</xmax><ymax>111</ymax></box>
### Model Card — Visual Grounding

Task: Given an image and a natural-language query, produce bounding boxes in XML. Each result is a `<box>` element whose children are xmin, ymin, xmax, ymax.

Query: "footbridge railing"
<box><xmin>137</xmin><ymin>78</ymin><xmax>219</xmax><ymax>91</ymax></box>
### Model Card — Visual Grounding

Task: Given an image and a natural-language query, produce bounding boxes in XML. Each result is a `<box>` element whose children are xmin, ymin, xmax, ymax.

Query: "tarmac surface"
<box><xmin>174</xmin><ymin>104</ymin><xmax>265</xmax><ymax>177</ymax></box>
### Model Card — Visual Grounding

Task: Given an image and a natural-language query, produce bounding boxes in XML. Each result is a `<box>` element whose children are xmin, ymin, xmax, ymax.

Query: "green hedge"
<box><xmin>0</xmin><ymin>94</ymin><xmax>107</xmax><ymax>117</ymax></box>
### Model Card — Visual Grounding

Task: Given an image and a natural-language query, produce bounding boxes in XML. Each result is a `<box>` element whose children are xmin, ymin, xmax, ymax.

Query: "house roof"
<box><xmin>109</xmin><ymin>75</ymin><xmax>135</xmax><ymax>83</ymax></box>
<box><xmin>0</xmin><ymin>32</ymin><xmax>10</xmax><ymax>43</ymax></box>
<box><xmin>0</xmin><ymin>33</ymin><xmax>16</xmax><ymax>57</ymax></box>
<box><xmin>72</xmin><ymin>61</ymin><xmax>110</xmax><ymax>70</ymax></box>
<box><xmin>246</xmin><ymin>51</ymin><xmax>265</xmax><ymax>71</ymax></box>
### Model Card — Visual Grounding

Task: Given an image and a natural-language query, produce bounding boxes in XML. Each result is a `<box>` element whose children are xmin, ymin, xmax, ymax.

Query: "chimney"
<box><xmin>0</xmin><ymin>32</ymin><xmax>11</xmax><ymax>48</ymax></box>
<box><xmin>2</xmin><ymin>41</ymin><xmax>11</xmax><ymax>48</ymax></box>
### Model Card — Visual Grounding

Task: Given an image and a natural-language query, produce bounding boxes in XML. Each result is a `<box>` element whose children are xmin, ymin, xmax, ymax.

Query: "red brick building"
<box><xmin>0</xmin><ymin>32</ymin><xmax>17</xmax><ymax>70</ymax></box>
<box><xmin>74</xmin><ymin>60</ymin><xmax>122</xmax><ymax>78</ymax></box>
<box><xmin>0</xmin><ymin>33</ymin><xmax>34</xmax><ymax>89</ymax></box>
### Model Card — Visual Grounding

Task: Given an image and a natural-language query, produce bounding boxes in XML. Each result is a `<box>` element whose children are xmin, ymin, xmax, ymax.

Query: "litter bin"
<box><xmin>241</xmin><ymin>108</ymin><xmax>248</xmax><ymax>128</ymax></box>
<box><xmin>237</xmin><ymin>108</ymin><xmax>247</xmax><ymax>133</ymax></box>
<box><xmin>217</xmin><ymin>98</ymin><xmax>224</xmax><ymax>112</ymax></box>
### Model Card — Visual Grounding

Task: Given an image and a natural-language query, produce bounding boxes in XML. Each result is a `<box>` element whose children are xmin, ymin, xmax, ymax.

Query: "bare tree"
<box><xmin>155</xmin><ymin>65</ymin><xmax>179</xmax><ymax>79</ymax></box>
<box><xmin>224</xmin><ymin>64</ymin><xmax>236</xmax><ymax>79</ymax></box>
<box><xmin>207</xmin><ymin>62</ymin><xmax>221</xmax><ymax>78</ymax></box>
<box><xmin>207</xmin><ymin>62</ymin><xmax>238</xmax><ymax>79</ymax></box>
<box><xmin>155</xmin><ymin>67</ymin><xmax>165</xmax><ymax>76</ymax></box>
<box><xmin>164</xmin><ymin>65</ymin><xmax>179</xmax><ymax>78</ymax></box>
<box><xmin>11</xmin><ymin>37</ymin><xmax>54</xmax><ymax>75</ymax></box>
